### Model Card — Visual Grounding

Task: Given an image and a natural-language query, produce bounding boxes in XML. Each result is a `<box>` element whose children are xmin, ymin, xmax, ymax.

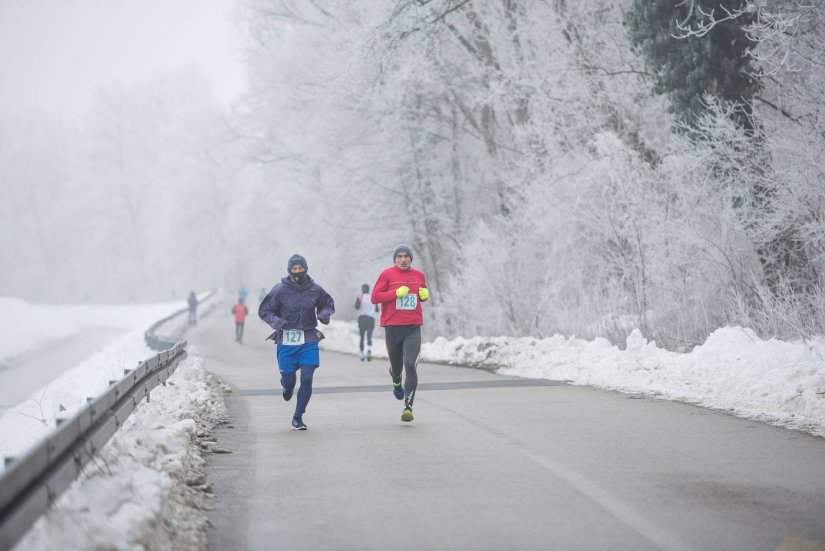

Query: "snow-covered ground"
<box><xmin>0</xmin><ymin>294</ymin><xmax>227</xmax><ymax>551</ymax></box>
<box><xmin>0</xmin><ymin>295</ymin><xmax>214</xmax><ymax>458</ymax></box>
<box><xmin>0</xmin><ymin>297</ymin><xmax>192</xmax><ymax>364</ymax></box>
<box><xmin>321</xmin><ymin>321</ymin><xmax>825</xmax><ymax>437</ymax></box>
<box><xmin>2</xmin><ymin>297</ymin><xmax>824</xmax><ymax>549</ymax></box>
<box><xmin>15</xmin><ymin>357</ymin><xmax>228</xmax><ymax>551</ymax></box>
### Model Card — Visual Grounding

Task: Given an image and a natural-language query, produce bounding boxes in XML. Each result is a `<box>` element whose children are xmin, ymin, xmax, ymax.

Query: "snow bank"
<box><xmin>0</xmin><ymin>292</ymin><xmax>224</xmax><ymax>465</ymax></box>
<box><xmin>322</xmin><ymin>321</ymin><xmax>825</xmax><ymax>436</ymax></box>
<box><xmin>0</xmin><ymin>329</ymin><xmax>162</xmax><ymax>459</ymax></box>
<box><xmin>319</xmin><ymin>319</ymin><xmax>385</xmax><ymax>357</ymax></box>
<box><xmin>14</xmin><ymin>355</ymin><xmax>228</xmax><ymax>551</ymax></box>
<box><xmin>0</xmin><ymin>294</ymin><xmax>227</xmax><ymax>550</ymax></box>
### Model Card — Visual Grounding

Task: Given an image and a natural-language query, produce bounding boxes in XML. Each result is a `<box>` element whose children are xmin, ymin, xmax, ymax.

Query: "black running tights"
<box><xmin>384</xmin><ymin>325</ymin><xmax>421</xmax><ymax>406</ymax></box>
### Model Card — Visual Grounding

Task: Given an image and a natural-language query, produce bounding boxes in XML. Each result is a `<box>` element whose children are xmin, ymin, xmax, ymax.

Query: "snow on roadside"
<box><xmin>14</xmin><ymin>354</ymin><xmax>229</xmax><ymax>551</ymax></box>
<box><xmin>0</xmin><ymin>292</ymin><xmax>222</xmax><ymax>461</ymax></box>
<box><xmin>0</xmin><ymin>293</ymin><xmax>226</xmax><ymax>550</ymax></box>
<box><xmin>0</xmin><ymin>329</ymin><xmax>164</xmax><ymax>461</ymax></box>
<box><xmin>321</xmin><ymin>320</ymin><xmax>825</xmax><ymax>437</ymax></box>
<box><xmin>0</xmin><ymin>297</ymin><xmax>191</xmax><ymax>363</ymax></box>
<box><xmin>318</xmin><ymin>319</ymin><xmax>385</xmax><ymax>358</ymax></box>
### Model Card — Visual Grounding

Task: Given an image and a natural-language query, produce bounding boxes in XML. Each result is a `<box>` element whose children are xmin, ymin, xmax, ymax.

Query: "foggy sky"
<box><xmin>0</xmin><ymin>0</ymin><xmax>246</xmax><ymax>118</ymax></box>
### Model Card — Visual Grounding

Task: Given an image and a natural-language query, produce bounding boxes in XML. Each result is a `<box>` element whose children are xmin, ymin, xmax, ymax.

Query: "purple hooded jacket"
<box><xmin>258</xmin><ymin>275</ymin><xmax>335</xmax><ymax>344</ymax></box>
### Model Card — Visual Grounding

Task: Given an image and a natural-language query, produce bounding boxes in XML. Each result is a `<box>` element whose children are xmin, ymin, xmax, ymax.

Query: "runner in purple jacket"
<box><xmin>259</xmin><ymin>254</ymin><xmax>335</xmax><ymax>430</ymax></box>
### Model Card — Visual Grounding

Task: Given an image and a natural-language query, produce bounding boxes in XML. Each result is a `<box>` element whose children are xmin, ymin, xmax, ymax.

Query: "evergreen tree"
<box><xmin>625</xmin><ymin>0</ymin><xmax>761</xmax><ymax>131</ymax></box>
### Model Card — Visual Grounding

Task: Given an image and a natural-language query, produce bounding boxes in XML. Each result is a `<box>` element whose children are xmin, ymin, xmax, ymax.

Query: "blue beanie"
<box><xmin>393</xmin><ymin>244</ymin><xmax>413</xmax><ymax>262</ymax></box>
<box><xmin>288</xmin><ymin>254</ymin><xmax>308</xmax><ymax>271</ymax></box>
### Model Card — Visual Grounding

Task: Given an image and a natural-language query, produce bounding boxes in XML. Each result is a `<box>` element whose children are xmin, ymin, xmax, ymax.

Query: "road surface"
<box><xmin>190</xmin><ymin>307</ymin><xmax>825</xmax><ymax>551</ymax></box>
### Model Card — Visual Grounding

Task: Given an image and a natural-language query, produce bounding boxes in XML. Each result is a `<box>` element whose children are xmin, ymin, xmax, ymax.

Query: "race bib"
<box><xmin>396</xmin><ymin>294</ymin><xmax>418</xmax><ymax>310</ymax></box>
<box><xmin>282</xmin><ymin>329</ymin><xmax>305</xmax><ymax>345</ymax></box>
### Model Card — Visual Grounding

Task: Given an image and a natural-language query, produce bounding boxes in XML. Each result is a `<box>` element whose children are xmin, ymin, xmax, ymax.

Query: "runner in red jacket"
<box><xmin>371</xmin><ymin>244</ymin><xmax>430</xmax><ymax>422</ymax></box>
<box><xmin>231</xmin><ymin>298</ymin><xmax>249</xmax><ymax>344</ymax></box>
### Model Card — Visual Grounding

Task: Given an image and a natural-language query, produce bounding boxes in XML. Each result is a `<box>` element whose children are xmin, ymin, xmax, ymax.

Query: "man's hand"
<box><xmin>395</xmin><ymin>286</ymin><xmax>410</xmax><ymax>298</ymax></box>
<box><xmin>318</xmin><ymin>314</ymin><xmax>330</xmax><ymax>325</ymax></box>
<box><xmin>418</xmin><ymin>287</ymin><xmax>429</xmax><ymax>301</ymax></box>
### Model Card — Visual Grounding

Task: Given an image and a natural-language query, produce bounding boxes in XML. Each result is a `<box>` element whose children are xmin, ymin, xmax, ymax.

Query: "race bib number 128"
<box><xmin>396</xmin><ymin>294</ymin><xmax>418</xmax><ymax>310</ymax></box>
<box><xmin>282</xmin><ymin>329</ymin><xmax>305</xmax><ymax>345</ymax></box>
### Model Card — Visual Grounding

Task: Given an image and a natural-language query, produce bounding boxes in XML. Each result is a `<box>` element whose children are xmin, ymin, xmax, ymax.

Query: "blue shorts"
<box><xmin>276</xmin><ymin>342</ymin><xmax>320</xmax><ymax>374</ymax></box>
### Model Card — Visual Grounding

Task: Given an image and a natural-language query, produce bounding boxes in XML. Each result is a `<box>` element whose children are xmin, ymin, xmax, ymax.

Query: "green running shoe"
<box><xmin>401</xmin><ymin>406</ymin><xmax>414</xmax><ymax>422</ymax></box>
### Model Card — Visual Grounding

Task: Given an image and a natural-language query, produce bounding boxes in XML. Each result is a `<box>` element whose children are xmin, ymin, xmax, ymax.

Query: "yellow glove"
<box><xmin>395</xmin><ymin>286</ymin><xmax>409</xmax><ymax>298</ymax></box>
<box><xmin>418</xmin><ymin>287</ymin><xmax>429</xmax><ymax>301</ymax></box>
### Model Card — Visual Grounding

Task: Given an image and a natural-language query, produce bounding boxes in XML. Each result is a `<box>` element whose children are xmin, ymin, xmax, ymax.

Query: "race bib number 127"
<box><xmin>282</xmin><ymin>329</ymin><xmax>305</xmax><ymax>345</ymax></box>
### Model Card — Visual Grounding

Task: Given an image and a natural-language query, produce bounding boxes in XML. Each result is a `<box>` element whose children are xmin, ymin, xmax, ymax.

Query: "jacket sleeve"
<box><xmin>371</xmin><ymin>271</ymin><xmax>396</xmax><ymax>304</ymax></box>
<box><xmin>316</xmin><ymin>287</ymin><xmax>335</xmax><ymax>321</ymax></box>
<box><xmin>258</xmin><ymin>288</ymin><xmax>288</xmax><ymax>330</ymax></box>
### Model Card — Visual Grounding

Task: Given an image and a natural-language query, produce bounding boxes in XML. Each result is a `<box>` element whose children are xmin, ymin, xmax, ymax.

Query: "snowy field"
<box><xmin>0</xmin><ymin>297</ymin><xmax>190</xmax><ymax>364</ymax></box>
<box><xmin>1</xmin><ymin>297</ymin><xmax>823</xmax><ymax>549</ymax></box>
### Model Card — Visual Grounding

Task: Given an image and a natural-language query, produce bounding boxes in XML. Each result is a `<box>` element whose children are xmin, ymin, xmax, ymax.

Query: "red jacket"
<box><xmin>371</xmin><ymin>266</ymin><xmax>428</xmax><ymax>326</ymax></box>
<box><xmin>232</xmin><ymin>303</ymin><xmax>248</xmax><ymax>323</ymax></box>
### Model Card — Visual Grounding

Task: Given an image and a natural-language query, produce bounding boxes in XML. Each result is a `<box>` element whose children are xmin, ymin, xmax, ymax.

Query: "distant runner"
<box><xmin>371</xmin><ymin>244</ymin><xmax>429</xmax><ymax>422</ymax></box>
<box><xmin>187</xmin><ymin>291</ymin><xmax>198</xmax><ymax>326</ymax></box>
<box><xmin>259</xmin><ymin>254</ymin><xmax>335</xmax><ymax>430</ymax></box>
<box><xmin>355</xmin><ymin>283</ymin><xmax>379</xmax><ymax>362</ymax></box>
<box><xmin>231</xmin><ymin>298</ymin><xmax>249</xmax><ymax>344</ymax></box>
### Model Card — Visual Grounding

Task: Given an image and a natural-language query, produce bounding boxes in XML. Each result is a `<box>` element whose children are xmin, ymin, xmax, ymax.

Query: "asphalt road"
<box><xmin>191</xmin><ymin>308</ymin><xmax>825</xmax><ymax>551</ymax></box>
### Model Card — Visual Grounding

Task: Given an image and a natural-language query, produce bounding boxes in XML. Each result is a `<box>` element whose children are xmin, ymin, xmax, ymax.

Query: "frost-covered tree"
<box><xmin>233</xmin><ymin>0</ymin><xmax>825</xmax><ymax>343</ymax></box>
<box><xmin>0</xmin><ymin>115</ymin><xmax>78</xmax><ymax>300</ymax></box>
<box><xmin>0</xmin><ymin>68</ymin><xmax>246</xmax><ymax>302</ymax></box>
<box><xmin>668</xmin><ymin>1</ymin><xmax>825</xmax><ymax>326</ymax></box>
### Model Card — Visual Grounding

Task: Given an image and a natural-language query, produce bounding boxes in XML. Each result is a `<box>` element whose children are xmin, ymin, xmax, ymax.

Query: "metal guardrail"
<box><xmin>0</xmin><ymin>292</ymin><xmax>215</xmax><ymax>550</ymax></box>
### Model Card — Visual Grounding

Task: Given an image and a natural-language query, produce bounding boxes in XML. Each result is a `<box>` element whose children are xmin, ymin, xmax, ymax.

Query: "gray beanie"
<box><xmin>393</xmin><ymin>244</ymin><xmax>413</xmax><ymax>262</ymax></box>
<box><xmin>287</xmin><ymin>254</ymin><xmax>308</xmax><ymax>271</ymax></box>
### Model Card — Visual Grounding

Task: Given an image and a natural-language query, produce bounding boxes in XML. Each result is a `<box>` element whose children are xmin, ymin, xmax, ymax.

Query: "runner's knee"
<box><xmin>299</xmin><ymin>368</ymin><xmax>314</xmax><ymax>385</ymax></box>
<box><xmin>281</xmin><ymin>373</ymin><xmax>297</xmax><ymax>389</ymax></box>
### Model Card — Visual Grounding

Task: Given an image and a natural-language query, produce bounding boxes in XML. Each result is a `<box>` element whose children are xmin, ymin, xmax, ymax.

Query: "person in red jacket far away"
<box><xmin>231</xmin><ymin>298</ymin><xmax>249</xmax><ymax>344</ymax></box>
<box><xmin>371</xmin><ymin>244</ymin><xmax>430</xmax><ymax>423</ymax></box>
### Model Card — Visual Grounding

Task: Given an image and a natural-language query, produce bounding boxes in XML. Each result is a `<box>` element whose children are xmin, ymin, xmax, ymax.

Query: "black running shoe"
<box><xmin>291</xmin><ymin>417</ymin><xmax>307</xmax><ymax>430</ymax></box>
<box><xmin>283</xmin><ymin>387</ymin><xmax>293</xmax><ymax>401</ymax></box>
